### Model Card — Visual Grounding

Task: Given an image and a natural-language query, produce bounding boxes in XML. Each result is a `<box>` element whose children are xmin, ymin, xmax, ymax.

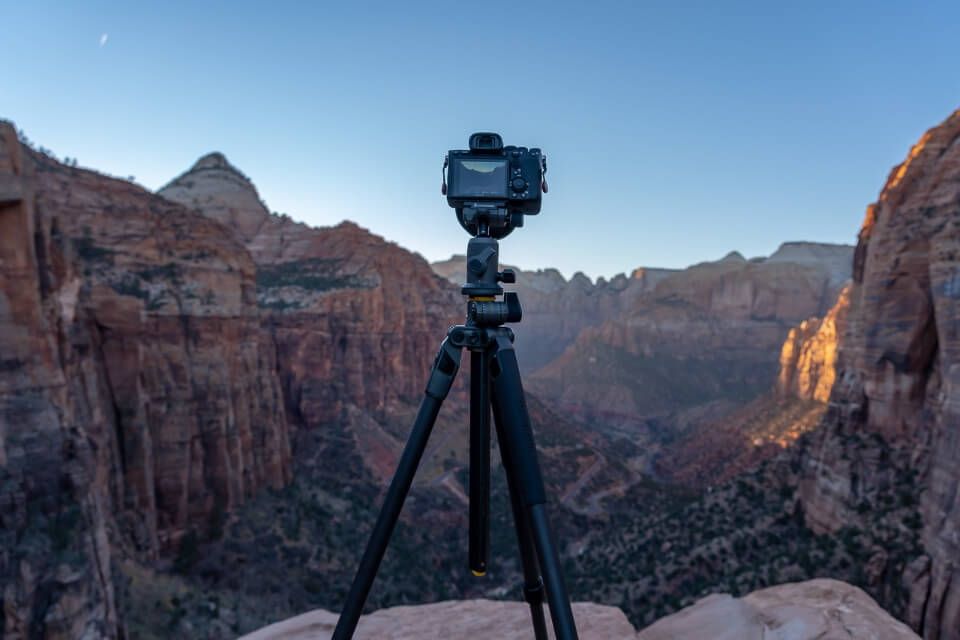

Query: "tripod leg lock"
<box><xmin>425</xmin><ymin>337</ymin><xmax>462</xmax><ymax>401</ymax></box>
<box><xmin>523</xmin><ymin>577</ymin><xmax>545</xmax><ymax>606</ymax></box>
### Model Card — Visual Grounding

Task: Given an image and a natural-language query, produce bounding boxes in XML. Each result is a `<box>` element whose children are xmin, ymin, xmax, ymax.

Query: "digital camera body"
<box><xmin>444</xmin><ymin>132</ymin><xmax>545</xmax><ymax>217</ymax></box>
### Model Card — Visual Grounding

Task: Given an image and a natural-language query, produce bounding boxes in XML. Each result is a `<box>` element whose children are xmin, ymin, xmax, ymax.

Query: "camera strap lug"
<box><xmin>441</xmin><ymin>155</ymin><xmax>448</xmax><ymax>195</ymax></box>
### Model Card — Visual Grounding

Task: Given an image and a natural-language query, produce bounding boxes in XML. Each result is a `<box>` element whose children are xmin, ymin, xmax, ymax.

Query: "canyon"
<box><xmin>522</xmin><ymin>244</ymin><xmax>850</xmax><ymax>438</ymax></box>
<box><xmin>1</xmin><ymin>106</ymin><xmax>958</xmax><ymax>640</ymax></box>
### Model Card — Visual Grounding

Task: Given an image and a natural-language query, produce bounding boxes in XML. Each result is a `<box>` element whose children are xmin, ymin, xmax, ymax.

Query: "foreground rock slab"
<box><xmin>637</xmin><ymin>579</ymin><xmax>918</xmax><ymax>640</ymax></box>
<box><xmin>239</xmin><ymin>600</ymin><xmax>637</xmax><ymax>639</ymax></box>
<box><xmin>241</xmin><ymin>579</ymin><xmax>915</xmax><ymax>640</ymax></box>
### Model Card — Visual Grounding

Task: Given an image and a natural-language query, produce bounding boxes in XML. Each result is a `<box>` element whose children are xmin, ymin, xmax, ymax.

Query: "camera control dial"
<box><xmin>511</xmin><ymin>178</ymin><xmax>528</xmax><ymax>192</ymax></box>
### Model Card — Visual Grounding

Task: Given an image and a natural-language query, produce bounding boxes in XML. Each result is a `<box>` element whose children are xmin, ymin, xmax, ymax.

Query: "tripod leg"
<box><xmin>332</xmin><ymin>338</ymin><xmax>462</xmax><ymax>640</ymax></box>
<box><xmin>492</xmin><ymin>397</ymin><xmax>549</xmax><ymax>640</ymax></box>
<box><xmin>469</xmin><ymin>349</ymin><xmax>491</xmax><ymax>576</ymax></box>
<box><xmin>490</xmin><ymin>334</ymin><xmax>579</xmax><ymax>640</ymax></box>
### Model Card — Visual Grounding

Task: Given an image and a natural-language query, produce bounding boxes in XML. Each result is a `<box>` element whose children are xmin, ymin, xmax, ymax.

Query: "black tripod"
<box><xmin>332</xmin><ymin>232</ymin><xmax>579</xmax><ymax>640</ymax></box>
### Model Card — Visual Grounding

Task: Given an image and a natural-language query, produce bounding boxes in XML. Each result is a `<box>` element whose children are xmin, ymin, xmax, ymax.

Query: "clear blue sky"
<box><xmin>4</xmin><ymin>1</ymin><xmax>959</xmax><ymax>279</ymax></box>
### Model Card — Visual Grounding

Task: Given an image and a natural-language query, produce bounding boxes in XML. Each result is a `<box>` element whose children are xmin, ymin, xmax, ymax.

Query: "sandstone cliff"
<box><xmin>0</xmin><ymin>122</ymin><xmax>118</xmax><ymax>639</ymax></box>
<box><xmin>0</xmin><ymin>123</ymin><xmax>292</xmax><ymax>638</ymax></box>
<box><xmin>776</xmin><ymin>284</ymin><xmax>850</xmax><ymax>403</ymax></box>
<box><xmin>160</xmin><ymin>154</ymin><xmax>462</xmax><ymax>448</ymax></box>
<box><xmin>799</xmin><ymin>109</ymin><xmax>960</xmax><ymax>639</ymax></box>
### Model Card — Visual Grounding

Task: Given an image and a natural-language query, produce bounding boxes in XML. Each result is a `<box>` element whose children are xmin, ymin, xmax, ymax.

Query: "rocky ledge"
<box><xmin>240</xmin><ymin>579</ymin><xmax>915</xmax><ymax>640</ymax></box>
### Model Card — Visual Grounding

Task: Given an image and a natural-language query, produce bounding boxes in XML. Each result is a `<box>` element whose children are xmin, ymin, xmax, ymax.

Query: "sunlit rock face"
<box><xmin>777</xmin><ymin>284</ymin><xmax>850</xmax><ymax>403</ymax></box>
<box><xmin>799</xmin><ymin>109</ymin><xmax>960</xmax><ymax>639</ymax></box>
<box><xmin>0</xmin><ymin>122</ymin><xmax>292</xmax><ymax>638</ymax></box>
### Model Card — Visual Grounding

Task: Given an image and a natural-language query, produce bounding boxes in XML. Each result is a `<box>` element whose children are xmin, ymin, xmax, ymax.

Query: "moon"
<box><xmin>99</xmin><ymin>33</ymin><xmax>109</xmax><ymax>47</ymax></box>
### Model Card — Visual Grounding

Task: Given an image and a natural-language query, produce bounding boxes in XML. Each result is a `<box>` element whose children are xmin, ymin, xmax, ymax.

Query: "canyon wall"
<box><xmin>158</xmin><ymin>155</ymin><xmax>462</xmax><ymax>472</ymax></box>
<box><xmin>0</xmin><ymin>123</ymin><xmax>292</xmax><ymax>638</ymax></box>
<box><xmin>0</xmin><ymin>122</ymin><xmax>118</xmax><ymax>638</ymax></box>
<box><xmin>799</xmin><ymin>109</ymin><xmax>960</xmax><ymax>639</ymax></box>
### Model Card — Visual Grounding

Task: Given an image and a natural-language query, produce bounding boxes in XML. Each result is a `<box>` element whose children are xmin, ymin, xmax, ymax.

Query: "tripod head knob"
<box><xmin>497</xmin><ymin>269</ymin><xmax>516</xmax><ymax>284</ymax></box>
<box><xmin>469</xmin><ymin>247</ymin><xmax>497</xmax><ymax>276</ymax></box>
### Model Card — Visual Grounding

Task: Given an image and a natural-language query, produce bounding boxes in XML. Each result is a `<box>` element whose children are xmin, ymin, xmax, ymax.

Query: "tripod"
<box><xmin>332</xmin><ymin>232</ymin><xmax>579</xmax><ymax>640</ymax></box>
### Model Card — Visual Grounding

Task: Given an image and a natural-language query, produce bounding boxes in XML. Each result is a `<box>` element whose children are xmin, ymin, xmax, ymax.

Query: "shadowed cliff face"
<box><xmin>160</xmin><ymin>155</ymin><xmax>463</xmax><ymax>445</ymax></box>
<box><xmin>0</xmin><ymin>123</ymin><xmax>292</xmax><ymax>638</ymax></box>
<box><xmin>799</xmin><ymin>109</ymin><xmax>960</xmax><ymax>640</ymax></box>
<box><xmin>0</xmin><ymin>123</ymin><xmax>118</xmax><ymax>639</ymax></box>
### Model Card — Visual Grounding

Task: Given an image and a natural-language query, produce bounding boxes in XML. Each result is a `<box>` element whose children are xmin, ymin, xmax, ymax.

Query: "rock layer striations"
<box><xmin>799</xmin><ymin>109</ymin><xmax>960</xmax><ymax>639</ymax></box>
<box><xmin>0</xmin><ymin>123</ymin><xmax>292</xmax><ymax>638</ymax></box>
<box><xmin>159</xmin><ymin>154</ymin><xmax>462</xmax><ymax>470</ymax></box>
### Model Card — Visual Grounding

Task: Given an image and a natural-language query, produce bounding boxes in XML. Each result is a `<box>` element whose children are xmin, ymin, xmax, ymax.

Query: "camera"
<box><xmin>443</xmin><ymin>132</ymin><xmax>547</xmax><ymax>238</ymax></box>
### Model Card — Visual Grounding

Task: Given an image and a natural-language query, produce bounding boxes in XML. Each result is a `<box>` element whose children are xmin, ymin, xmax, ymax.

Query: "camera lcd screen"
<box><xmin>451</xmin><ymin>158</ymin><xmax>508</xmax><ymax>198</ymax></box>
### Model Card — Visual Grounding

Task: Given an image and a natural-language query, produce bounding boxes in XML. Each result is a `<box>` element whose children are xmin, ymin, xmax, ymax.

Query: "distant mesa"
<box><xmin>766</xmin><ymin>241</ymin><xmax>854</xmax><ymax>285</ymax></box>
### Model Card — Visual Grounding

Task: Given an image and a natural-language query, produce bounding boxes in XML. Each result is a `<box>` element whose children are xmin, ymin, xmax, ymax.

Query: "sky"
<box><xmin>3</xmin><ymin>1</ymin><xmax>959</xmax><ymax>280</ymax></box>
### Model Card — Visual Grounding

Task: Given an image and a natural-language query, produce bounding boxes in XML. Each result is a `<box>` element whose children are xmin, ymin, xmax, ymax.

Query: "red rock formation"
<box><xmin>0</xmin><ymin>122</ymin><xmax>118</xmax><ymax>639</ymax></box>
<box><xmin>159</xmin><ymin>155</ymin><xmax>462</xmax><ymax>454</ymax></box>
<box><xmin>41</xmin><ymin>150</ymin><xmax>292</xmax><ymax>552</ymax></box>
<box><xmin>799</xmin><ymin>109</ymin><xmax>960</xmax><ymax>639</ymax></box>
<box><xmin>0</xmin><ymin>123</ymin><xmax>293</xmax><ymax>637</ymax></box>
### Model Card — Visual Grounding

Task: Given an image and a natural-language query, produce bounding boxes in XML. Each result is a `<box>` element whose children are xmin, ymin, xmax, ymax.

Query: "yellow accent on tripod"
<box><xmin>470</xmin><ymin>296</ymin><xmax>495</xmax><ymax>301</ymax></box>
<box><xmin>471</xmin><ymin>569</ymin><xmax>486</xmax><ymax>577</ymax></box>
